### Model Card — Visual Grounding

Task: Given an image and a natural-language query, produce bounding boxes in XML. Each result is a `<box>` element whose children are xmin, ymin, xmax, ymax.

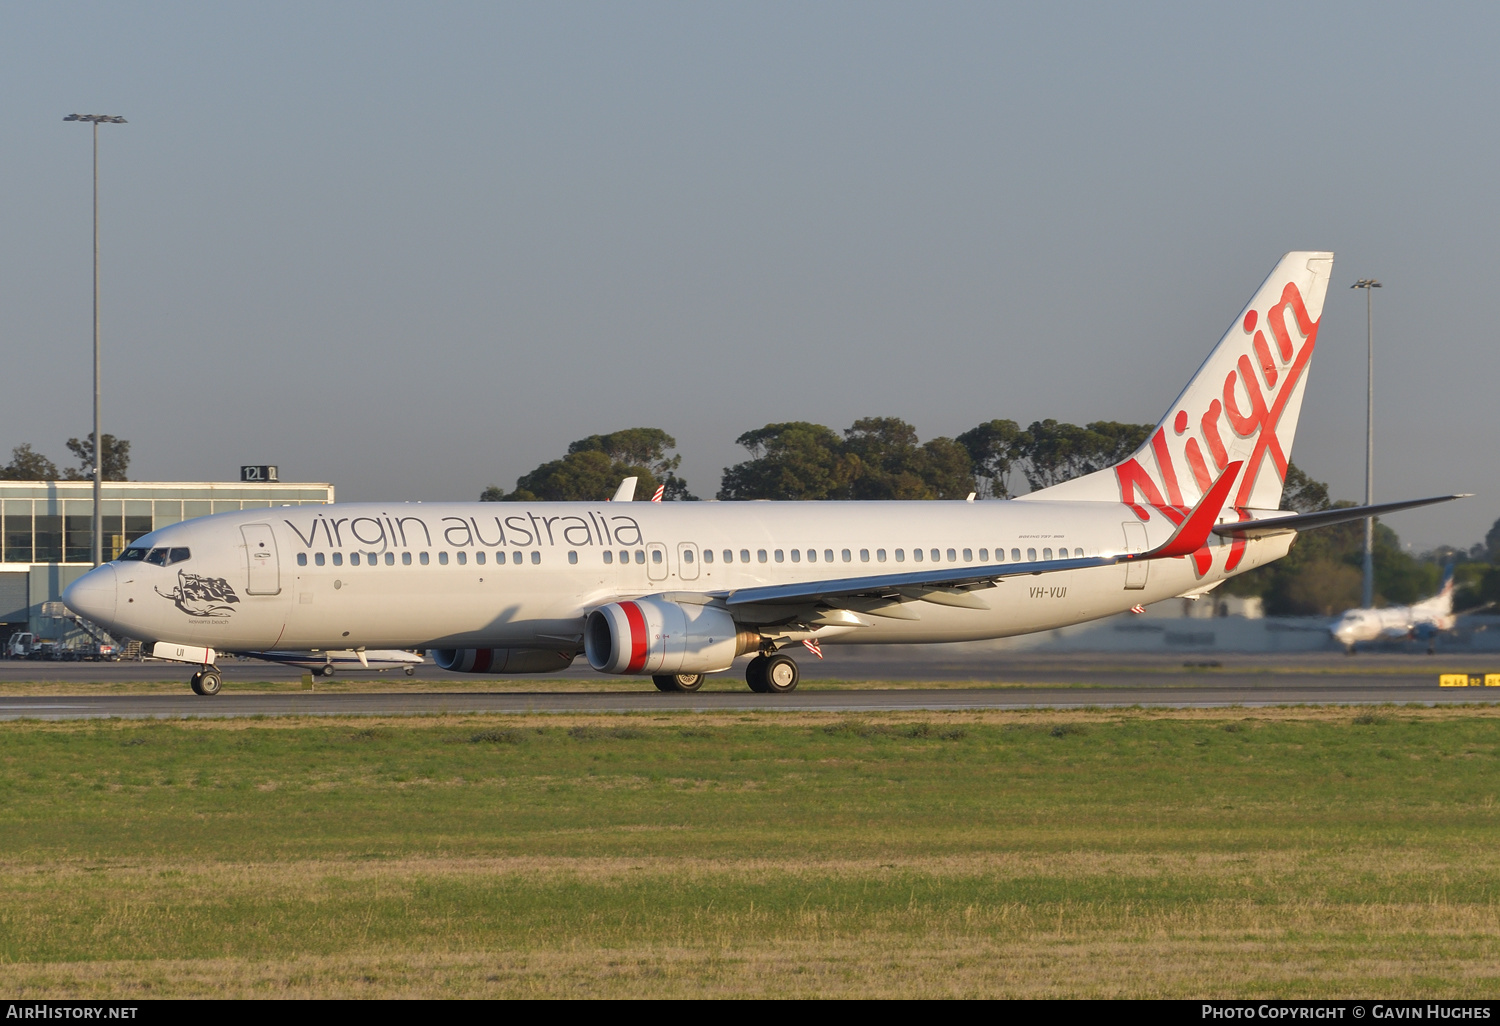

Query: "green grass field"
<box><xmin>2</xmin><ymin>706</ymin><xmax>1499</xmax><ymax>997</ymax></box>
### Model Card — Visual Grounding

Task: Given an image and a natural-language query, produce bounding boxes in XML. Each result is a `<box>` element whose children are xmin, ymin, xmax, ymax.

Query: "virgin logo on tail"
<box><xmin>1115</xmin><ymin>280</ymin><xmax>1320</xmax><ymax>573</ymax></box>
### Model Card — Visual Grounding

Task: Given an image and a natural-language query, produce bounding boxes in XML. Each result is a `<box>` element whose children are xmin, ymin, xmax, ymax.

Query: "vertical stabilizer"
<box><xmin>1019</xmin><ymin>251</ymin><xmax>1334</xmax><ymax>512</ymax></box>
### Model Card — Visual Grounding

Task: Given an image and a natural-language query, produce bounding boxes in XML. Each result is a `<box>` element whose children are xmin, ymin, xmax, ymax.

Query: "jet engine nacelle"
<box><xmin>433</xmin><ymin>648</ymin><xmax>576</xmax><ymax>674</ymax></box>
<box><xmin>585</xmin><ymin>598</ymin><xmax>755</xmax><ymax>675</ymax></box>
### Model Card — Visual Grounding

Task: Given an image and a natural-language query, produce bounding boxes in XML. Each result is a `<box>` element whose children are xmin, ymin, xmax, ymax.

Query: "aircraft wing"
<box><xmin>725</xmin><ymin>553</ymin><xmax>1114</xmax><ymax>609</ymax></box>
<box><xmin>726</xmin><ymin>460</ymin><xmax>1241</xmax><ymax>611</ymax></box>
<box><xmin>1212</xmin><ymin>494</ymin><xmax>1466</xmax><ymax>539</ymax></box>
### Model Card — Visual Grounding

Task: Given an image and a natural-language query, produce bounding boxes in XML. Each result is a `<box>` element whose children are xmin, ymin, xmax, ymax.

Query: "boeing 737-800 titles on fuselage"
<box><xmin>65</xmin><ymin>252</ymin><xmax>1463</xmax><ymax>695</ymax></box>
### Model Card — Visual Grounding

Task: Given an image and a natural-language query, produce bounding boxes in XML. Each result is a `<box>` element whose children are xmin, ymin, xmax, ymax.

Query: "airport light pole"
<box><xmin>64</xmin><ymin>113</ymin><xmax>126</xmax><ymax>566</ymax></box>
<box><xmin>1351</xmin><ymin>278</ymin><xmax>1382</xmax><ymax>608</ymax></box>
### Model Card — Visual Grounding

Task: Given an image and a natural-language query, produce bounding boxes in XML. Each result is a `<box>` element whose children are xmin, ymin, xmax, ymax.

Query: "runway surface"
<box><xmin>1</xmin><ymin>647</ymin><xmax>1497</xmax><ymax>719</ymax></box>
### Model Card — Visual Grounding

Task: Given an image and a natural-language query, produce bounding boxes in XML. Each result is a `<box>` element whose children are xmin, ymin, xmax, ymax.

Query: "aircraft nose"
<box><xmin>64</xmin><ymin>565</ymin><xmax>118</xmax><ymax>626</ymax></box>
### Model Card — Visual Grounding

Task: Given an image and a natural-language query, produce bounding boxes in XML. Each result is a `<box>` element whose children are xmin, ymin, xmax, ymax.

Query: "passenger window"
<box><xmin>419</xmin><ymin>552</ymin><xmax>429</xmax><ymax>565</ymax></box>
<box><xmin>333</xmin><ymin>552</ymin><xmax>344</xmax><ymax>566</ymax></box>
<box><xmin>531</xmin><ymin>551</ymin><xmax>541</xmax><ymax>564</ymax></box>
<box><xmin>438</xmin><ymin>552</ymin><xmax>448</xmax><ymax>565</ymax></box>
<box><xmin>403</xmin><ymin>552</ymin><xmax>413</xmax><ymax>565</ymax></box>
<box><xmin>703</xmin><ymin>550</ymin><xmax>713</xmax><ymax>564</ymax></box>
<box><xmin>877</xmin><ymin>549</ymin><xmax>886</xmax><ymax>562</ymax></box>
<box><xmin>742</xmin><ymin>550</ymin><xmax>752</xmax><ymax>563</ymax></box>
<box><xmin>1012</xmin><ymin>548</ymin><xmax>1021</xmax><ymax>562</ymax></box>
<box><xmin>977</xmin><ymin>549</ymin><xmax>986</xmax><ymax>561</ymax></box>
<box><xmin>315</xmin><ymin>552</ymin><xmax>326</xmax><ymax>566</ymax></box>
<box><xmin>684</xmin><ymin>549</ymin><xmax>694</xmax><ymax>563</ymax></box>
<box><xmin>652</xmin><ymin>550</ymin><xmax>662</xmax><ymax>564</ymax></box>
<box><xmin>726</xmin><ymin>550</ymin><xmax>736</xmax><ymax>563</ymax></box>
<box><xmin>568</xmin><ymin>551</ymin><xmax>578</xmax><ymax>564</ymax></box>
<box><xmin>774</xmin><ymin>550</ymin><xmax>784</xmax><ymax>563</ymax></box>
<box><xmin>385</xmin><ymin>552</ymin><xmax>395</xmax><ymax>565</ymax></box>
<box><xmin>992</xmin><ymin>548</ymin><xmax>1001</xmax><ymax>562</ymax></box>
<box><xmin>947</xmin><ymin>548</ymin><xmax>956</xmax><ymax>562</ymax></box>
<box><xmin>516</xmin><ymin>552</ymin><xmax>525</xmax><ymax>564</ymax></box>
<box><xmin>860</xmin><ymin>549</ymin><xmax>870</xmax><ymax>562</ymax></box>
<box><xmin>297</xmin><ymin>552</ymin><xmax>307</xmax><ymax>566</ymax></box>
<box><xmin>368</xmin><ymin>553</ymin><xmax>378</xmax><ymax>566</ymax></box>
<box><xmin>603</xmin><ymin>551</ymin><xmax>613</xmax><ymax>564</ymax></box>
<box><xmin>475</xmin><ymin>551</ymin><xmax>485</xmax><ymax>565</ymax></box>
<box><xmin>841</xmin><ymin>549</ymin><xmax>851</xmax><ymax>563</ymax></box>
<box><xmin>757</xmin><ymin>550</ymin><xmax>767</xmax><ymax>563</ymax></box>
<box><xmin>895</xmin><ymin>549</ymin><xmax>905</xmax><ymax>562</ymax></box>
<box><xmin>635</xmin><ymin>550</ymin><xmax>645</xmax><ymax>564</ymax></box>
<box><xmin>1027</xmin><ymin>548</ymin><xmax>1036</xmax><ymax>561</ymax></box>
<box><xmin>962</xmin><ymin>548</ymin><xmax>971</xmax><ymax>561</ymax></box>
<box><xmin>1074</xmin><ymin>547</ymin><xmax>1084</xmax><ymax>558</ymax></box>
<box><xmin>791</xmin><ymin>549</ymin><xmax>801</xmax><ymax>563</ymax></box>
<box><xmin>825</xmin><ymin>549</ymin><xmax>835</xmax><ymax>563</ymax></box>
<box><xmin>457</xmin><ymin>551</ymin><xmax>468</xmax><ymax>566</ymax></box>
<box><xmin>931</xmin><ymin>549</ymin><xmax>941</xmax><ymax>562</ymax></box>
<box><xmin>1043</xmin><ymin>548</ymin><xmax>1053</xmax><ymax>560</ymax></box>
<box><xmin>913</xmin><ymin>549</ymin><xmax>923</xmax><ymax>562</ymax></box>
<box><xmin>351</xmin><ymin>552</ymin><xmax>361</xmax><ymax>566</ymax></box>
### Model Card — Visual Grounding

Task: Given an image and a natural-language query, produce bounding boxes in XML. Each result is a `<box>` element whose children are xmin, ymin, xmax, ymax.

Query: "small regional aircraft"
<box><xmin>237</xmin><ymin>649</ymin><xmax>425</xmax><ymax>676</ymax></box>
<box><xmin>65</xmin><ymin>251</ymin><xmax>1466</xmax><ymax>696</ymax></box>
<box><xmin>1330</xmin><ymin>570</ymin><xmax>1488</xmax><ymax>654</ymax></box>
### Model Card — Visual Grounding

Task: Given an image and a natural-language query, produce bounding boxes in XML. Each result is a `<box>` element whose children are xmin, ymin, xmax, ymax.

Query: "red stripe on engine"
<box><xmin>622</xmin><ymin>602</ymin><xmax>648</xmax><ymax>673</ymax></box>
<box><xmin>472</xmin><ymin>649</ymin><xmax>493</xmax><ymax>673</ymax></box>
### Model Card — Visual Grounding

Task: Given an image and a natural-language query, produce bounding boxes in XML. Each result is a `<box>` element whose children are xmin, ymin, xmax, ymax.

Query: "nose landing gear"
<box><xmin>189</xmin><ymin>666</ymin><xmax>222</xmax><ymax>696</ymax></box>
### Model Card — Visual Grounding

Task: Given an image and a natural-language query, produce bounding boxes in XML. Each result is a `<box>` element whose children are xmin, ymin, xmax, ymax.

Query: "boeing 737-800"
<box><xmin>64</xmin><ymin>252</ymin><xmax>1462</xmax><ymax>695</ymax></box>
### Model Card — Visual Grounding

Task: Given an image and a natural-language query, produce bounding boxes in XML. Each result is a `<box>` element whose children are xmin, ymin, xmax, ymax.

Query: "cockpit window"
<box><xmin>145</xmin><ymin>547</ymin><xmax>191</xmax><ymax>567</ymax></box>
<box><xmin>169</xmin><ymin>547</ymin><xmax>191</xmax><ymax>565</ymax></box>
<box><xmin>145</xmin><ymin>548</ymin><xmax>169</xmax><ymax>566</ymax></box>
<box><xmin>120</xmin><ymin>547</ymin><xmax>148</xmax><ymax>562</ymax></box>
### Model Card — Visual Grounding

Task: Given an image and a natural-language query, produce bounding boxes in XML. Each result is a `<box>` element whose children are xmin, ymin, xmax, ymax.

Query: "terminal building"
<box><xmin>0</xmin><ymin>478</ymin><xmax>333</xmax><ymax>644</ymax></box>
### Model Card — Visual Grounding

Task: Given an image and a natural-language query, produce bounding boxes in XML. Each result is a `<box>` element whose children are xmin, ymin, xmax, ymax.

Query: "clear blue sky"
<box><xmin>1</xmin><ymin>2</ymin><xmax>1494</xmax><ymax>550</ymax></box>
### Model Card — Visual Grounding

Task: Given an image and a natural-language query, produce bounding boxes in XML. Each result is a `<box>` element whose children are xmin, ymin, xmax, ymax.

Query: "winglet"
<box><xmin>1127</xmin><ymin>461</ymin><xmax>1242</xmax><ymax>561</ymax></box>
<box><xmin>611</xmin><ymin>477</ymin><xmax>638</xmax><ymax>503</ymax></box>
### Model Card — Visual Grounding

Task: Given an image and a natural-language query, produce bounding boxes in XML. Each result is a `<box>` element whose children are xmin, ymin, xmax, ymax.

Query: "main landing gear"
<box><xmin>745</xmin><ymin>652</ymin><xmax>799</xmax><ymax>693</ymax></box>
<box><xmin>189</xmin><ymin>666</ymin><xmax>222</xmax><ymax>697</ymax></box>
<box><xmin>653</xmin><ymin>673</ymin><xmax>705</xmax><ymax>692</ymax></box>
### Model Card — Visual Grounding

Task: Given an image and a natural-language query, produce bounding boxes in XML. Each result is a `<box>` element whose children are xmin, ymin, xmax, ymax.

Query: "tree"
<box><xmin>567</xmin><ymin>428</ymin><xmax>693</xmax><ymax>500</ymax></box>
<box><xmin>842</xmin><ymin>417</ymin><xmax>975</xmax><ymax>500</ymax></box>
<box><xmin>1018</xmin><ymin>420</ymin><xmax>1151</xmax><ymax>491</ymax></box>
<box><xmin>717</xmin><ymin>418</ymin><xmax>974</xmax><ymax>500</ymax></box>
<box><xmin>482</xmin><ymin>427</ymin><xmax>695</xmax><ymax>502</ymax></box>
<box><xmin>955</xmin><ymin>419</ymin><xmax>1023</xmax><ymax>498</ymax></box>
<box><xmin>718</xmin><ymin>422</ymin><xmax>854</xmax><ymax>500</ymax></box>
<box><xmin>1281</xmin><ymin>462</ymin><xmax>1332</xmax><ymax>513</ymax></box>
<box><xmin>63</xmin><ymin>433</ymin><xmax>130</xmax><ymax>481</ymax></box>
<box><xmin>0</xmin><ymin>444</ymin><xmax>59</xmax><ymax>481</ymax></box>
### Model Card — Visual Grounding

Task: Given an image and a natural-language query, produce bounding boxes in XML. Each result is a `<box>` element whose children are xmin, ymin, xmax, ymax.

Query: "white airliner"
<box><xmin>65</xmin><ymin>252</ymin><xmax>1463</xmax><ymax>696</ymax></box>
<box><xmin>1330</xmin><ymin>571</ymin><xmax>1481</xmax><ymax>654</ymax></box>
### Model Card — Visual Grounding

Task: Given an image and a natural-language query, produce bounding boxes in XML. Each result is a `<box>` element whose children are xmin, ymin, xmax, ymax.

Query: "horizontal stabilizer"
<box><xmin>1211</xmin><ymin>494</ymin><xmax>1467</xmax><ymax>539</ymax></box>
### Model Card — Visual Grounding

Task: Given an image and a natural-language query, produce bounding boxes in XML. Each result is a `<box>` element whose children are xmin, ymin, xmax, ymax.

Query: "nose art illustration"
<box><xmin>156</xmin><ymin>569</ymin><xmax>242</xmax><ymax>618</ymax></box>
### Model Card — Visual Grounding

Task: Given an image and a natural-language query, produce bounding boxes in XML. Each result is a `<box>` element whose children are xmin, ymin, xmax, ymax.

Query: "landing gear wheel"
<box><xmin>653</xmin><ymin>673</ymin><xmax>705</xmax><ymax>693</ymax></box>
<box><xmin>404</xmin><ymin>666</ymin><xmax>415</xmax><ymax>676</ymax></box>
<box><xmin>320</xmin><ymin>664</ymin><xmax>336</xmax><ymax>677</ymax></box>
<box><xmin>191</xmin><ymin>667</ymin><xmax>222</xmax><ymax>697</ymax></box>
<box><xmin>745</xmin><ymin>655</ymin><xmax>770</xmax><ymax>693</ymax></box>
<box><xmin>762</xmin><ymin>653</ymin><xmax>799</xmax><ymax>693</ymax></box>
